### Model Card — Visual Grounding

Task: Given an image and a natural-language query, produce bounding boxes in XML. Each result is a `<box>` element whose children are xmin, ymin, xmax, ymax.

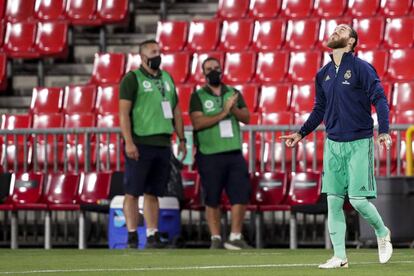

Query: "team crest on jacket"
<box><xmin>204</xmin><ymin>100</ymin><xmax>215</xmax><ymax>112</ymax></box>
<box><xmin>344</xmin><ymin>70</ymin><xmax>352</xmax><ymax>80</ymax></box>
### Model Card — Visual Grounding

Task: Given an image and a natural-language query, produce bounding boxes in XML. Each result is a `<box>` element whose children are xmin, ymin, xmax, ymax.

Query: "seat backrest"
<box><xmin>156</xmin><ymin>21</ymin><xmax>188</xmax><ymax>52</ymax></box>
<box><xmin>313</xmin><ymin>0</ymin><xmax>347</xmax><ymax>18</ymax></box>
<box><xmin>255</xmin><ymin>51</ymin><xmax>289</xmax><ymax>83</ymax></box>
<box><xmin>187</xmin><ymin>19</ymin><xmax>220</xmax><ymax>52</ymax></box>
<box><xmin>35</xmin><ymin>21</ymin><xmax>69</xmax><ymax>56</ymax></box>
<box><xmin>288</xmin><ymin>50</ymin><xmax>321</xmax><ymax>82</ymax></box>
<box><xmin>352</xmin><ymin>17</ymin><xmax>385</xmax><ymax>50</ymax></box>
<box><xmin>125</xmin><ymin>53</ymin><xmax>141</xmax><ymax>72</ymax></box>
<box><xmin>259</xmin><ymin>83</ymin><xmax>292</xmax><ymax>113</ymax></box>
<box><xmin>96</xmin><ymin>113</ymin><xmax>119</xmax><ymax>144</ymax></box>
<box><xmin>280</xmin><ymin>0</ymin><xmax>314</xmax><ymax>18</ymax></box>
<box><xmin>176</xmin><ymin>84</ymin><xmax>194</xmax><ymax>113</ymax></box>
<box><xmin>357</xmin><ymin>49</ymin><xmax>389</xmax><ymax>79</ymax></box>
<box><xmin>223</xmin><ymin>51</ymin><xmax>256</xmax><ymax>84</ymax></box>
<box><xmin>392</xmin><ymin>82</ymin><xmax>414</xmax><ymax>112</ymax></box>
<box><xmin>160</xmin><ymin>51</ymin><xmax>190</xmax><ymax>84</ymax></box>
<box><xmin>347</xmin><ymin>0</ymin><xmax>380</xmax><ymax>17</ymax></box>
<box><xmin>1</xmin><ymin>114</ymin><xmax>32</xmax><ymax>144</ymax></box>
<box><xmin>35</xmin><ymin>0</ymin><xmax>67</xmax><ymax>21</ymax></box>
<box><xmin>219</xmin><ymin>19</ymin><xmax>254</xmax><ymax>51</ymax></box>
<box><xmin>44</xmin><ymin>172</ymin><xmax>80</xmax><ymax>204</ymax></box>
<box><xmin>97</xmin><ymin>0</ymin><xmax>128</xmax><ymax>22</ymax></box>
<box><xmin>63</xmin><ymin>84</ymin><xmax>97</xmax><ymax>114</ymax></box>
<box><xmin>64</xmin><ymin>113</ymin><xmax>96</xmax><ymax>144</ymax></box>
<box><xmin>249</xmin><ymin>0</ymin><xmax>281</xmax><ymax>19</ymax></box>
<box><xmin>288</xmin><ymin>171</ymin><xmax>322</xmax><ymax>205</ymax></box>
<box><xmin>384</xmin><ymin>17</ymin><xmax>414</xmax><ymax>49</ymax></box>
<box><xmin>30</xmin><ymin>87</ymin><xmax>64</xmax><ymax>114</ymax></box>
<box><xmin>233</xmin><ymin>83</ymin><xmax>259</xmax><ymax>113</ymax></box>
<box><xmin>252</xmin><ymin>19</ymin><xmax>286</xmax><ymax>51</ymax></box>
<box><xmin>285</xmin><ymin>18</ymin><xmax>320</xmax><ymax>50</ymax></box>
<box><xmin>291</xmin><ymin>83</ymin><xmax>316</xmax><ymax>113</ymax></box>
<box><xmin>10</xmin><ymin>172</ymin><xmax>45</xmax><ymax>204</ymax></box>
<box><xmin>388</xmin><ymin>49</ymin><xmax>414</xmax><ymax>81</ymax></box>
<box><xmin>217</xmin><ymin>0</ymin><xmax>249</xmax><ymax>19</ymax></box>
<box><xmin>95</xmin><ymin>85</ymin><xmax>119</xmax><ymax>114</ymax></box>
<box><xmin>380</xmin><ymin>0</ymin><xmax>412</xmax><ymax>17</ymax></box>
<box><xmin>32</xmin><ymin>113</ymin><xmax>64</xmax><ymax>143</ymax></box>
<box><xmin>254</xmin><ymin>171</ymin><xmax>288</xmax><ymax>205</ymax></box>
<box><xmin>5</xmin><ymin>0</ymin><xmax>35</xmax><ymax>22</ymax></box>
<box><xmin>78</xmin><ymin>171</ymin><xmax>112</xmax><ymax>204</ymax></box>
<box><xmin>65</xmin><ymin>0</ymin><xmax>97</xmax><ymax>21</ymax></box>
<box><xmin>90</xmin><ymin>53</ymin><xmax>126</xmax><ymax>85</ymax></box>
<box><xmin>4</xmin><ymin>21</ymin><xmax>37</xmax><ymax>53</ymax></box>
<box><xmin>181</xmin><ymin>170</ymin><xmax>200</xmax><ymax>205</ymax></box>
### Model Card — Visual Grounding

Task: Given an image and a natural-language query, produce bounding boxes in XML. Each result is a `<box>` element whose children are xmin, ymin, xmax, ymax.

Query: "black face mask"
<box><xmin>147</xmin><ymin>55</ymin><xmax>161</xmax><ymax>70</ymax></box>
<box><xmin>206</xmin><ymin>70</ymin><xmax>222</xmax><ymax>87</ymax></box>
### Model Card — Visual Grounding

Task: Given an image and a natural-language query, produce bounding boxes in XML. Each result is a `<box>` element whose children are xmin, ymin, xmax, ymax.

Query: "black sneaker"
<box><xmin>145</xmin><ymin>232</ymin><xmax>167</xmax><ymax>249</ymax></box>
<box><xmin>127</xmin><ymin>231</ymin><xmax>138</xmax><ymax>249</ymax></box>
<box><xmin>224</xmin><ymin>237</ymin><xmax>252</xmax><ymax>250</ymax></box>
<box><xmin>210</xmin><ymin>237</ymin><xmax>224</xmax><ymax>249</ymax></box>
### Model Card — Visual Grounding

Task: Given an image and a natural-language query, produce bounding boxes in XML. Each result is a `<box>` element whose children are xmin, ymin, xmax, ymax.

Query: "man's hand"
<box><xmin>223</xmin><ymin>93</ymin><xmax>238</xmax><ymax>114</ymax></box>
<box><xmin>376</xmin><ymin>133</ymin><xmax>392</xmax><ymax>151</ymax></box>
<box><xmin>125</xmin><ymin>142</ymin><xmax>139</xmax><ymax>160</ymax></box>
<box><xmin>280</xmin><ymin>132</ymin><xmax>303</xmax><ymax>148</ymax></box>
<box><xmin>177</xmin><ymin>141</ymin><xmax>187</xmax><ymax>162</ymax></box>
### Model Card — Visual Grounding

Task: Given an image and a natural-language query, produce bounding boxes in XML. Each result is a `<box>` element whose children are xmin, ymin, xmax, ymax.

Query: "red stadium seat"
<box><xmin>223</xmin><ymin>51</ymin><xmax>256</xmax><ymax>84</ymax></box>
<box><xmin>291</xmin><ymin>83</ymin><xmax>315</xmax><ymax>113</ymax></box>
<box><xmin>0</xmin><ymin>0</ymin><xmax>6</xmax><ymax>19</ymax></box>
<box><xmin>156</xmin><ymin>21</ymin><xmax>188</xmax><ymax>52</ymax></box>
<box><xmin>97</xmin><ymin>0</ymin><xmax>128</xmax><ymax>23</ymax></box>
<box><xmin>189</xmin><ymin>51</ymin><xmax>224</xmax><ymax>84</ymax></box>
<box><xmin>0</xmin><ymin>53</ymin><xmax>7</xmax><ymax>91</ymax></box>
<box><xmin>4</xmin><ymin>21</ymin><xmax>38</xmax><ymax>58</ymax></box>
<box><xmin>35</xmin><ymin>21</ymin><xmax>69</xmax><ymax>58</ymax></box>
<box><xmin>314</xmin><ymin>0</ymin><xmax>347</xmax><ymax>18</ymax></box>
<box><xmin>95</xmin><ymin>85</ymin><xmax>119</xmax><ymax>114</ymax></box>
<box><xmin>125</xmin><ymin>53</ymin><xmax>141</xmax><ymax>72</ymax></box>
<box><xmin>255</xmin><ymin>51</ymin><xmax>289</xmax><ymax>83</ymax></box>
<box><xmin>281</xmin><ymin>0</ymin><xmax>314</xmax><ymax>18</ymax></box>
<box><xmin>45</xmin><ymin>172</ymin><xmax>80</xmax><ymax>210</ymax></box>
<box><xmin>65</xmin><ymin>0</ymin><xmax>101</xmax><ymax>26</ymax></box>
<box><xmin>234</xmin><ymin>83</ymin><xmax>259</xmax><ymax>113</ymax></box>
<box><xmin>10</xmin><ymin>172</ymin><xmax>46</xmax><ymax>210</ymax></box>
<box><xmin>318</xmin><ymin>18</ymin><xmax>352</xmax><ymax>49</ymax></box>
<box><xmin>380</xmin><ymin>0</ymin><xmax>412</xmax><ymax>17</ymax></box>
<box><xmin>1</xmin><ymin>114</ymin><xmax>31</xmax><ymax>143</ymax></box>
<box><xmin>252</xmin><ymin>19</ymin><xmax>286</xmax><ymax>51</ymax></box>
<box><xmin>96</xmin><ymin>113</ymin><xmax>119</xmax><ymax>144</ymax></box>
<box><xmin>181</xmin><ymin>170</ymin><xmax>202</xmax><ymax>210</ymax></box>
<box><xmin>392</xmin><ymin>82</ymin><xmax>414</xmax><ymax>112</ymax></box>
<box><xmin>187</xmin><ymin>19</ymin><xmax>220</xmax><ymax>52</ymax></box>
<box><xmin>5</xmin><ymin>0</ymin><xmax>35</xmax><ymax>22</ymax></box>
<box><xmin>287</xmin><ymin>171</ymin><xmax>322</xmax><ymax>205</ymax></box>
<box><xmin>357</xmin><ymin>49</ymin><xmax>389</xmax><ymax>79</ymax></box>
<box><xmin>78</xmin><ymin>171</ymin><xmax>112</xmax><ymax>204</ymax></box>
<box><xmin>347</xmin><ymin>0</ymin><xmax>380</xmax><ymax>18</ymax></box>
<box><xmin>95</xmin><ymin>113</ymin><xmax>122</xmax><ymax>171</ymax></box>
<box><xmin>219</xmin><ymin>19</ymin><xmax>254</xmax><ymax>51</ymax></box>
<box><xmin>90</xmin><ymin>53</ymin><xmax>125</xmax><ymax>85</ymax></box>
<box><xmin>388</xmin><ymin>49</ymin><xmax>414</xmax><ymax>81</ymax></box>
<box><xmin>254</xmin><ymin>171</ymin><xmax>289</xmax><ymax>211</ymax></box>
<box><xmin>286</xmin><ymin>19</ymin><xmax>320</xmax><ymax>50</ymax></box>
<box><xmin>32</xmin><ymin>113</ymin><xmax>64</xmax><ymax>131</ymax></box>
<box><xmin>63</xmin><ymin>84</ymin><xmax>97</xmax><ymax>114</ymax></box>
<box><xmin>352</xmin><ymin>17</ymin><xmax>385</xmax><ymax>50</ymax></box>
<box><xmin>288</xmin><ymin>51</ymin><xmax>321</xmax><ymax>82</ymax></box>
<box><xmin>0</xmin><ymin>21</ymin><xmax>5</xmax><ymax>48</ymax></box>
<box><xmin>64</xmin><ymin>113</ymin><xmax>96</xmax><ymax>144</ymax></box>
<box><xmin>248</xmin><ymin>0</ymin><xmax>281</xmax><ymax>19</ymax></box>
<box><xmin>30</xmin><ymin>87</ymin><xmax>64</xmax><ymax>114</ymax></box>
<box><xmin>160</xmin><ymin>52</ymin><xmax>190</xmax><ymax>84</ymax></box>
<box><xmin>259</xmin><ymin>83</ymin><xmax>292</xmax><ymax>113</ymax></box>
<box><xmin>217</xmin><ymin>0</ymin><xmax>249</xmax><ymax>19</ymax></box>
<box><xmin>384</xmin><ymin>17</ymin><xmax>414</xmax><ymax>49</ymax></box>
<box><xmin>34</xmin><ymin>0</ymin><xmax>66</xmax><ymax>21</ymax></box>
<box><xmin>176</xmin><ymin>84</ymin><xmax>194</xmax><ymax>113</ymax></box>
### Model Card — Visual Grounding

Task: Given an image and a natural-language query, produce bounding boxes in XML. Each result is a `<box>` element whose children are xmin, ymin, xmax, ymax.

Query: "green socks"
<box><xmin>327</xmin><ymin>194</ymin><xmax>347</xmax><ymax>259</ymax></box>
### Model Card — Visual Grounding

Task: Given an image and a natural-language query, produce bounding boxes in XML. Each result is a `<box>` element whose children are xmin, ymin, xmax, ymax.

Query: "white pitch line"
<box><xmin>0</xmin><ymin>261</ymin><xmax>413</xmax><ymax>275</ymax></box>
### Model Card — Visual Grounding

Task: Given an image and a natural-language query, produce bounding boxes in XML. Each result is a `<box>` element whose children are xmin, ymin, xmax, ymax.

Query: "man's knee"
<box><xmin>349</xmin><ymin>197</ymin><xmax>368</xmax><ymax>212</ymax></box>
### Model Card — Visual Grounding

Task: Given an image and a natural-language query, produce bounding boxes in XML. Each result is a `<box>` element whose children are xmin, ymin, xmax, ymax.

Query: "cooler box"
<box><xmin>108</xmin><ymin>195</ymin><xmax>181</xmax><ymax>249</ymax></box>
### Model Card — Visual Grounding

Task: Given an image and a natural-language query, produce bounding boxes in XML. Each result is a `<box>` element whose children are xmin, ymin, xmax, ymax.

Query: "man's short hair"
<box><xmin>139</xmin><ymin>39</ymin><xmax>158</xmax><ymax>54</ymax></box>
<box><xmin>349</xmin><ymin>26</ymin><xmax>358</xmax><ymax>52</ymax></box>
<box><xmin>201</xmin><ymin>57</ymin><xmax>221</xmax><ymax>73</ymax></box>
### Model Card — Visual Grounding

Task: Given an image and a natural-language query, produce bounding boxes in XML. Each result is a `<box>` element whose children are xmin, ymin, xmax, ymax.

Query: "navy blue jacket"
<box><xmin>299</xmin><ymin>52</ymin><xmax>389</xmax><ymax>142</ymax></box>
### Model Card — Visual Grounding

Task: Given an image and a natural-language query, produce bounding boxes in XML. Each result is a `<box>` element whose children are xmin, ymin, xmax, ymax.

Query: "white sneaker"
<box><xmin>318</xmin><ymin>256</ymin><xmax>349</xmax><ymax>269</ymax></box>
<box><xmin>378</xmin><ymin>227</ymin><xmax>393</xmax><ymax>264</ymax></box>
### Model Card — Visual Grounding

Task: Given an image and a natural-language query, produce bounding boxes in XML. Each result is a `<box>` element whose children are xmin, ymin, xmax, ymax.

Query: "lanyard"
<box><xmin>153</xmin><ymin>78</ymin><xmax>166</xmax><ymax>99</ymax></box>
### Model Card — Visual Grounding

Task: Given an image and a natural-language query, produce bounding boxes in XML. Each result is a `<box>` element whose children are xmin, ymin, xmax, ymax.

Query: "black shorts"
<box><xmin>123</xmin><ymin>144</ymin><xmax>171</xmax><ymax>197</ymax></box>
<box><xmin>196</xmin><ymin>150</ymin><xmax>251</xmax><ymax>208</ymax></box>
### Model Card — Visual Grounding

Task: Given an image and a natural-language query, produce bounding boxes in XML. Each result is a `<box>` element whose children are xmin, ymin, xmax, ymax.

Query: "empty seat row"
<box><xmin>0</xmin><ymin>0</ymin><xmax>128</xmax><ymax>25</ymax></box>
<box><xmin>217</xmin><ymin>0</ymin><xmax>414</xmax><ymax>19</ymax></box>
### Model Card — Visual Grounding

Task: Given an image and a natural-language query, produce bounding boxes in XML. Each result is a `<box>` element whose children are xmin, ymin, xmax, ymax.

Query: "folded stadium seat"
<box><xmin>288</xmin><ymin>51</ymin><xmax>321</xmax><ymax>82</ymax></box>
<box><xmin>187</xmin><ymin>19</ymin><xmax>221</xmax><ymax>52</ymax></box>
<box><xmin>291</xmin><ymin>83</ymin><xmax>315</xmax><ymax>113</ymax></box>
<box><xmin>160</xmin><ymin>51</ymin><xmax>190</xmax><ymax>84</ymax></box>
<box><xmin>317</xmin><ymin>18</ymin><xmax>352</xmax><ymax>50</ymax></box>
<box><xmin>189</xmin><ymin>51</ymin><xmax>224</xmax><ymax>84</ymax></box>
<box><xmin>181</xmin><ymin>170</ymin><xmax>203</xmax><ymax>211</ymax></box>
<box><xmin>4</xmin><ymin>21</ymin><xmax>39</xmax><ymax>59</ymax></box>
<box><xmin>217</xmin><ymin>0</ymin><xmax>249</xmax><ymax>19</ymax></box>
<box><xmin>380</xmin><ymin>0</ymin><xmax>412</xmax><ymax>17</ymax></box>
<box><xmin>287</xmin><ymin>171</ymin><xmax>326</xmax><ymax>249</ymax></box>
<box><xmin>90</xmin><ymin>53</ymin><xmax>125</xmax><ymax>85</ymax></box>
<box><xmin>241</xmin><ymin>112</ymin><xmax>261</xmax><ymax>168</ymax></box>
<box><xmin>252</xmin><ymin>19</ymin><xmax>286</xmax><ymax>51</ymax></box>
<box><xmin>65</xmin><ymin>0</ymin><xmax>101</xmax><ymax>26</ymax></box>
<box><xmin>35</xmin><ymin>21</ymin><xmax>68</xmax><ymax>58</ymax></box>
<box><xmin>176</xmin><ymin>84</ymin><xmax>194</xmax><ymax>114</ymax></box>
<box><xmin>313</xmin><ymin>0</ymin><xmax>347</xmax><ymax>18</ymax></box>
<box><xmin>352</xmin><ymin>17</ymin><xmax>385</xmax><ymax>50</ymax></box>
<box><xmin>233</xmin><ymin>83</ymin><xmax>259</xmax><ymax>113</ymax></box>
<box><xmin>346</xmin><ymin>0</ymin><xmax>380</xmax><ymax>18</ymax></box>
<box><xmin>63</xmin><ymin>84</ymin><xmax>97</xmax><ymax>114</ymax></box>
<box><xmin>248</xmin><ymin>0</ymin><xmax>282</xmax><ymax>19</ymax></box>
<box><xmin>95</xmin><ymin>84</ymin><xmax>119</xmax><ymax>114</ymax></box>
<box><xmin>384</xmin><ymin>17</ymin><xmax>414</xmax><ymax>49</ymax></box>
<box><xmin>222</xmin><ymin>51</ymin><xmax>256</xmax><ymax>84</ymax></box>
<box><xmin>285</xmin><ymin>19</ymin><xmax>320</xmax><ymax>50</ymax></box>
<box><xmin>10</xmin><ymin>171</ymin><xmax>47</xmax><ymax>210</ymax></box>
<box><xmin>388</xmin><ymin>48</ymin><xmax>414</xmax><ymax>81</ymax></box>
<box><xmin>357</xmin><ymin>49</ymin><xmax>389</xmax><ymax>79</ymax></box>
<box><xmin>156</xmin><ymin>21</ymin><xmax>188</xmax><ymax>52</ymax></box>
<box><xmin>30</xmin><ymin>87</ymin><xmax>64</xmax><ymax>114</ymax></box>
<box><xmin>0</xmin><ymin>0</ymin><xmax>6</xmax><ymax>19</ymax></box>
<box><xmin>280</xmin><ymin>0</ymin><xmax>314</xmax><ymax>18</ymax></box>
<box><xmin>255</xmin><ymin>51</ymin><xmax>289</xmax><ymax>83</ymax></box>
<box><xmin>97</xmin><ymin>0</ymin><xmax>128</xmax><ymax>24</ymax></box>
<box><xmin>34</xmin><ymin>0</ymin><xmax>67</xmax><ymax>21</ymax></box>
<box><xmin>125</xmin><ymin>53</ymin><xmax>141</xmax><ymax>72</ymax></box>
<box><xmin>218</xmin><ymin>19</ymin><xmax>254</xmax><ymax>51</ymax></box>
<box><xmin>0</xmin><ymin>53</ymin><xmax>7</xmax><ymax>91</ymax></box>
<box><xmin>392</xmin><ymin>82</ymin><xmax>414</xmax><ymax>112</ymax></box>
<box><xmin>259</xmin><ymin>83</ymin><xmax>292</xmax><ymax>113</ymax></box>
<box><xmin>94</xmin><ymin>113</ymin><xmax>123</xmax><ymax>171</ymax></box>
<box><xmin>253</xmin><ymin>171</ymin><xmax>290</xmax><ymax>247</ymax></box>
<box><xmin>5</xmin><ymin>0</ymin><xmax>36</xmax><ymax>22</ymax></box>
<box><xmin>0</xmin><ymin>114</ymin><xmax>32</xmax><ymax>172</ymax></box>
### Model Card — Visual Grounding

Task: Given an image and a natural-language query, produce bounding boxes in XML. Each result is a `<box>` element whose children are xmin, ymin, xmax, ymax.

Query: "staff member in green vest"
<box><xmin>119</xmin><ymin>40</ymin><xmax>187</xmax><ymax>249</ymax></box>
<box><xmin>190</xmin><ymin>57</ymin><xmax>252</xmax><ymax>250</ymax></box>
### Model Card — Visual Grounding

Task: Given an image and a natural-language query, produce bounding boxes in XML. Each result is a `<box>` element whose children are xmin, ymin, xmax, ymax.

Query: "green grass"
<box><xmin>0</xmin><ymin>249</ymin><xmax>413</xmax><ymax>275</ymax></box>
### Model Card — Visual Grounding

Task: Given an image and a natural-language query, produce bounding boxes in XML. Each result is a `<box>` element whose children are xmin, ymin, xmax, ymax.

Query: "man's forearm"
<box><xmin>191</xmin><ymin>111</ymin><xmax>228</xmax><ymax>131</ymax></box>
<box><xmin>231</xmin><ymin>107</ymin><xmax>249</xmax><ymax>124</ymax></box>
<box><xmin>120</xmin><ymin>114</ymin><xmax>134</xmax><ymax>144</ymax></box>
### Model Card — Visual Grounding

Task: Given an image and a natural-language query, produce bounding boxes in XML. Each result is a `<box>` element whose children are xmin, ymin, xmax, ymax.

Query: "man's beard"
<box><xmin>327</xmin><ymin>37</ymin><xmax>348</xmax><ymax>49</ymax></box>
